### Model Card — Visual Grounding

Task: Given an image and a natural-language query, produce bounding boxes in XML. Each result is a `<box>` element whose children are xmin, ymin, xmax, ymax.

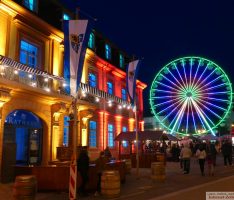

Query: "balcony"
<box><xmin>80</xmin><ymin>82</ymin><xmax>132</xmax><ymax>108</ymax></box>
<box><xmin>0</xmin><ymin>55</ymin><xmax>67</xmax><ymax>95</ymax></box>
<box><xmin>0</xmin><ymin>55</ymin><xmax>132</xmax><ymax>109</ymax></box>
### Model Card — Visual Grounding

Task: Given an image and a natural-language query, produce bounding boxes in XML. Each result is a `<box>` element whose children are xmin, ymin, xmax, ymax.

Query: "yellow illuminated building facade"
<box><xmin>0</xmin><ymin>0</ymin><xmax>146</xmax><ymax>182</ymax></box>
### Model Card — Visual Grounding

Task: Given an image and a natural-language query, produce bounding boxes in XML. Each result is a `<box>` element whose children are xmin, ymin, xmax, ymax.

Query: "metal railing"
<box><xmin>0</xmin><ymin>55</ymin><xmax>132</xmax><ymax>107</ymax></box>
<box><xmin>0</xmin><ymin>55</ymin><xmax>67</xmax><ymax>95</ymax></box>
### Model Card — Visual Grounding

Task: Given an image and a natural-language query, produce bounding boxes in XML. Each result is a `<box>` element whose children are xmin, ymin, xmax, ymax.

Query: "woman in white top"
<box><xmin>196</xmin><ymin>144</ymin><xmax>207</xmax><ymax>176</ymax></box>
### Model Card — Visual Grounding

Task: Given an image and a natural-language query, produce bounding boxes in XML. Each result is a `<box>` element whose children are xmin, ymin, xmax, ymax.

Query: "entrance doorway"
<box><xmin>1</xmin><ymin>110</ymin><xmax>43</xmax><ymax>182</ymax></box>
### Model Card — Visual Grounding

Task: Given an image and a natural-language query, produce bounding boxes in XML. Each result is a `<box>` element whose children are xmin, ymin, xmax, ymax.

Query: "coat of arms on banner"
<box><xmin>70</xmin><ymin>34</ymin><xmax>84</xmax><ymax>53</ymax></box>
<box><xmin>128</xmin><ymin>70</ymin><xmax>135</xmax><ymax>81</ymax></box>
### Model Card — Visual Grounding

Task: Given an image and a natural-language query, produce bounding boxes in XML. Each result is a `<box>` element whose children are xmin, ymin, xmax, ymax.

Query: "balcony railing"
<box><xmin>80</xmin><ymin>82</ymin><xmax>132</xmax><ymax>108</ymax></box>
<box><xmin>0</xmin><ymin>55</ymin><xmax>132</xmax><ymax>108</ymax></box>
<box><xmin>0</xmin><ymin>55</ymin><xmax>67</xmax><ymax>95</ymax></box>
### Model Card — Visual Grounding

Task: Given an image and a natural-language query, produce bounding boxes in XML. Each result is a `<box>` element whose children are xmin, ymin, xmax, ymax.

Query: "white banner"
<box><xmin>64</xmin><ymin>20</ymin><xmax>91</xmax><ymax>96</ymax></box>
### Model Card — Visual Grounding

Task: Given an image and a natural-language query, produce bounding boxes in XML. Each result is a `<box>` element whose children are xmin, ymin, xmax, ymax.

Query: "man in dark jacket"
<box><xmin>77</xmin><ymin>147</ymin><xmax>90</xmax><ymax>196</ymax></box>
<box><xmin>221</xmin><ymin>140</ymin><xmax>232</xmax><ymax>166</ymax></box>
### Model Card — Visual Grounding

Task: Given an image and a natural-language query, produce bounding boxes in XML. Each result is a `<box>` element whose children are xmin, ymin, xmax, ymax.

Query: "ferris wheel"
<box><xmin>149</xmin><ymin>56</ymin><xmax>233</xmax><ymax>136</ymax></box>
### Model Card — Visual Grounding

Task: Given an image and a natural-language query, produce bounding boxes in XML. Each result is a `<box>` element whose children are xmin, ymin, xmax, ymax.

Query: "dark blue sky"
<box><xmin>77</xmin><ymin>0</ymin><xmax>234</xmax><ymax>116</ymax></box>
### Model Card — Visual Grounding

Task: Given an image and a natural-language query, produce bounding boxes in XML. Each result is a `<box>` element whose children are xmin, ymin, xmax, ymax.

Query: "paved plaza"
<box><xmin>1</xmin><ymin>154</ymin><xmax>234</xmax><ymax>200</ymax></box>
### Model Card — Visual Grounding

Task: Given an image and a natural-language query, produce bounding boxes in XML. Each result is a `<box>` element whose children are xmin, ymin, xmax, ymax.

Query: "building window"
<box><xmin>23</xmin><ymin>0</ymin><xmax>37</xmax><ymax>12</ymax></box>
<box><xmin>88</xmin><ymin>33</ymin><xmax>95</xmax><ymax>50</ymax></box>
<box><xmin>108</xmin><ymin>124</ymin><xmax>114</xmax><ymax>147</ymax></box>
<box><xmin>88</xmin><ymin>72</ymin><xmax>97</xmax><ymax>88</ymax></box>
<box><xmin>89</xmin><ymin>121</ymin><xmax>97</xmax><ymax>147</ymax></box>
<box><xmin>107</xmin><ymin>81</ymin><xmax>113</xmax><ymax>95</ymax></box>
<box><xmin>63</xmin><ymin>13</ymin><xmax>70</xmax><ymax>20</ymax></box>
<box><xmin>119</xmin><ymin>54</ymin><xmax>125</xmax><ymax>68</ymax></box>
<box><xmin>105</xmin><ymin>44</ymin><xmax>111</xmax><ymax>60</ymax></box>
<box><xmin>121</xmin><ymin>88</ymin><xmax>127</xmax><ymax>101</ymax></box>
<box><xmin>122</xmin><ymin>126</ymin><xmax>128</xmax><ymax>147</ymax></box>
<box><xmin>20</xmin><ymin>40</ymin><xmax>38</xmax><ymax>68</ymax></box>
<box><xmin>63</xmin><ymin>116</ymin><xmax>70</xmax><ymax>146</ymax></box>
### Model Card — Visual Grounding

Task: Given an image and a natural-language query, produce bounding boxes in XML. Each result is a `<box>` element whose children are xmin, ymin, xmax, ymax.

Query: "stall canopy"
<box><xmin>199</xmin><ymin>134</ymin><xmax>218</xmax><ymax>141</ymax></box>
<box><xmin>114</xmin><ymin>131</ymin><xmax>178</xmax><ymax>142</ymax></box>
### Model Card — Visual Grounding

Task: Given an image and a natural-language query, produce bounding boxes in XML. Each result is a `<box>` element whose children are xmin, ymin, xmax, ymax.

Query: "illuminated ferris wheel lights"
<box><xmin>150</xmin><ymin>57</ymin><xmax>232</xmax><ymax>136</ymax></box>
<box><xmin>191</xmin><ymin>100</ymin><xmax>212</xmax><ymax>129</ymax></box>
<box><xmin>162</xmin><ymin>99</ymin><xmax>185</xmax><ymax>122</ymax></box>
<box><xmin>157</xmin><ymin>98</ymin><xmax>184</xmax><ymax>115</ymax></box>
<box><xmin>161</xmin><ymin>74</ymin><xmax>187</xmax><ymax>92</ymax></box>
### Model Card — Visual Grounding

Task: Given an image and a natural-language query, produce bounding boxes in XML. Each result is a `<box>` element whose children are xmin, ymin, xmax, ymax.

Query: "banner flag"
<box><xmin>126</xmin><ymin>60</ymin><xmax>141</xmax><ymax>105</ymax></box>
<box><xmin>63</xmin><ymin>20</ymin><xmax>92</xmax><ymax>96</ymax></box>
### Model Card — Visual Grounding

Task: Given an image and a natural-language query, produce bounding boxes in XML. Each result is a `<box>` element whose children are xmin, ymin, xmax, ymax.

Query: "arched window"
<box><xmin>105</xmin><ymin>44</ymin><xmax>111</xmax><ymax>60</ymax></box>
<box><xmin>119</xmin><ymin>54</ymin><xmax>125</xmax><ymax>68</ymax></box>
<box><xmin>23</xmin><ymin>0</ymin><xmax>37</xmax><ymax>12</ymax></box>
<box><xmin>88</xmin><ymin>33</ymin><xmax>95</xmax><ymax>50</ymax></box>
<box><xmin>63</xmin><ymin>13</ymin><xmax>70</xmax><ymax>20</ymax></box>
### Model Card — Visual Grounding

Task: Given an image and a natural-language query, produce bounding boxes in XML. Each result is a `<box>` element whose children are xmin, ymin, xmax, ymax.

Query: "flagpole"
<box><xmin>134</xmin><ymin>100</ymin><xmax>140</xmax><ymax>179</ymax></box>
<box><xmin>73</xmin><ymin>97</ymin><xmax>78</xmax><ymax>162</ymax></box>
<box><xmin>126</xmin><ymin>59</ymin><xmax>141</xmax><ymax>179</ymax></box>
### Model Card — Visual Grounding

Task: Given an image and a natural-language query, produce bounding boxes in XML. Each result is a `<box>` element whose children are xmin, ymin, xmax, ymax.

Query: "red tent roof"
<box><xmin>115</xmin><ymin>131</ymin><xmax>178</xmax><ymax>141</ymax></box>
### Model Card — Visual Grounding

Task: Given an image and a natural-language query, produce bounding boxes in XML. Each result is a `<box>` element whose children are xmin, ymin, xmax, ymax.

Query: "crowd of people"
<box><xmin>76</xmin><ymin>139</ymin><xmax>233</xmax><ymax>197</ymax></box>
<box><xmin>173</xmin><ymin>139</ymin><xmax>233</xmax><ymax>176</ymax></box>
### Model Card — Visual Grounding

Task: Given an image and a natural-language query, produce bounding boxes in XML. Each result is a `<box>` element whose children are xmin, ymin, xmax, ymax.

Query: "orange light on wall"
<box><xmin>128</xmin><ymin>118</ymin><xmax>135</xmax><ymax>131</ymax></box>
<box><xmin>112</xmin><ymin>70</ymin><xmax>125</xmax><ymax>78</ymax></box>
<box><xmin>139</xmin><ymin>120</ymin><xmax>144</xmax><ymax>131</ymax></box>
<box><xmin>52</xmin><ymin>126</ymin><xmax>59</xmax><ymax>160</ymax></box>
<box><xmin>98</xmin><ymin>111</ymin><xmax>109</xmax><ymax>150</ymax></box>
<box><xmin>115</xmin><ymin>115</ymin><xmax>122</xmax><ymax>136</ymax></box>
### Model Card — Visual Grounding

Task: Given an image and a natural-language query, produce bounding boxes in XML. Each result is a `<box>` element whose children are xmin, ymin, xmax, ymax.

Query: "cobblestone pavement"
<box><xmin>1</xmin><ymin>154</ymin><xmax>234</xmax><ymax>200</ymax></box>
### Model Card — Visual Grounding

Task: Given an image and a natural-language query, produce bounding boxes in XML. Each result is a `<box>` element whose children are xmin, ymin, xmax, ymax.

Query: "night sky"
<box><xmin>77</xmin><ymin>0</ymin><xmax>234</xmax><ymax>117</ymax></box>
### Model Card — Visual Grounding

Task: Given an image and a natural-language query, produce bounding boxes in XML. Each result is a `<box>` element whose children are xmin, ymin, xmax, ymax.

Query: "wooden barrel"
<box><xmin>151</xmin><ymin>162</ymin><xmax>165</xmax><ymax>182</ymax></box>
<box><xmin>156</xmin><ymin>153</ymin><xmax>165</xmax><ymax>162</ymax></box>
<box><xmin>13</xmin><ymin>175</ymin><xmax>37</xmax><ymax>200</ymax></box>
<box><xmin>101</xmin><ymin>170</ymin><xmax>120</xmax><ymax>198</ymax></box>
<box><xmin>156</xmin><ymin>153</ymin><xmax>166</xmax><ymax>166</ymax></box>
<box><xmin>125</xmin><ymin>159</ymin><xmax>132</xmax><ymax>174</ymax></box>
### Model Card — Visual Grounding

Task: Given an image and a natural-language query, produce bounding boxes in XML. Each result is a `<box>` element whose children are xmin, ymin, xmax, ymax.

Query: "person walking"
<box><xmin>179</xmin><ymin>144</ymin><xmax>184</xmax><ymax>169</ymax></box>
<box><xmin>206</xmin><ymin>153</ymin><xmax>214</xmax><ymax>176</ymax></box>
<box><xmin>77</xmin><ymin>147</ymin><xmax>90</xmax><ymax>196</ymax></box>
<box><xmin>196</xmin><ymin>144</ymin><xmax>207</xmax><ymax>176</ymax></box>
<box><xmin>221</xmin><ymin>140</ymin><xmax>233</xmax><ymax>167</ymax></box>
<box><xmin>180</xmin><ymin>143</ymin><xmax>192</xmax><ymax>174</ymax></box>
<box><xmin>206</xmin><ymin>141</ymin><xmax>218</xmax><ymax>166</ymax></box>
<box><xmin>104</xmin><ymin>147</ymin><xmax>112</xmax><ymax>160</ymax></box>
